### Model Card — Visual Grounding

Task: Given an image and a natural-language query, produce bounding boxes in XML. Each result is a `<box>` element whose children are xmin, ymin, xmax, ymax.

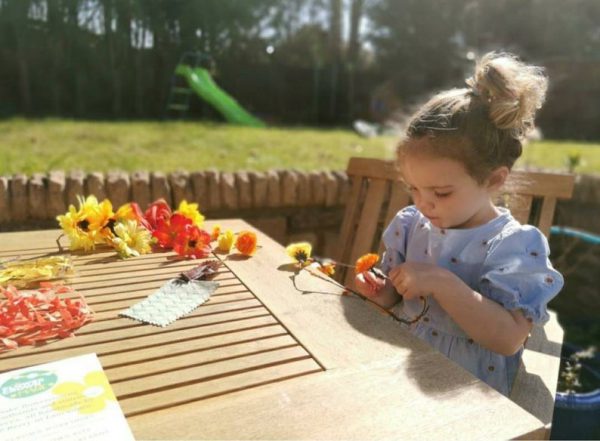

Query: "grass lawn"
<box><xmin>0</xmin><ymin>118</ymin><xmax>599</xmax><ymax>175</ymax></box>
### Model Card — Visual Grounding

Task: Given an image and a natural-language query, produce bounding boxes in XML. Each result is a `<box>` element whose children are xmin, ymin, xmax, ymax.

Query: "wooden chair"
<box><xmin>337</xmin><ymin>156</ymin><xmax>575</xmax><ymax>439</ymax></box>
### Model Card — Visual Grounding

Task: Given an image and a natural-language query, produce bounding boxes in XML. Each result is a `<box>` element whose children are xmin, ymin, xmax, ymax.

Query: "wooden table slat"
<box><xmin>0</xmin><ymin>308</ymin><xmax>277</xmax><ymax>366</ymax></box>
<box><xmin>101</xmin><ymin>325</ymin><xmax>291</xmax><ymax>370</ymax></box>
<box><xmin>120</xmin><ymin>358</ymin><xmax>322</xmax><ymax>417</ymax></box>
<box><xmin>113</xmin><ymin>345</ymin><xmax>312</xmax><ymax>398</ymax></box>
<box><xmin>1</xmin><ymin>317</ymin><xmax>283</xmax><ymax>373</ymax></box>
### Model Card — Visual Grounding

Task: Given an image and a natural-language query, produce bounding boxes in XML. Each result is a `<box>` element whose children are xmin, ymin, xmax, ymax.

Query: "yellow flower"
<box><xmin>88</xmin><ymin>198</ymin><xmax>114</xmax><ymax>233</ymax></box>
<box><xmin>108</xmin><ymin>220</ymin><xmax>152</xmax><ymax>258</ymax></box>
<box><xmin>175</xmin><ymin>200</ymin><xmax>204</xmax><ymax>227</ymax></box>
<box><xmin>52</xmin><ymin>371</ymin><xmax>116</xmax><ymax>415</ymax></box>
<box><xmin>57</xmin><ymin>205</ymin><xmax>96</xmax><ymax>251</ymax></box>
<box><xmin>217</xmin><ymin>229</ymin><xmax>235</xmax><ymax>252</ymax></box>
<box><xmin>285</xmin><ymin>242</ymin><xmax>312</xmax><ymax>265</ymax></box>
<box><xmin>114</xmin><ymin>202</ymin><xmax>137</xmax><ymax>222</ymax></box>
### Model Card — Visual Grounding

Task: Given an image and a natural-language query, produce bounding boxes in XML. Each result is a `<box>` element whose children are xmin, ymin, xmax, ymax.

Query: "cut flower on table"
<box><xmin>235</xmin><ymin>231</ymin><xmax>258</xmax><ymax>256</ymax></box>
<box><xmin>57</xmin><ymin>195</ymin><xmax>260</xmax><ymax>260</ymax></box>
<box><xmin>217</xmin><ymin>229</ymin><xmax>235</xmax><ymax>252</ymax></box>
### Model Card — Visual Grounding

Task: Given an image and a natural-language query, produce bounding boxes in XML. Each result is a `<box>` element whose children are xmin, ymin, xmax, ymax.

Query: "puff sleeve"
<box><xmin>379</xmin><ymin>206</ymin><xmax>418</xmax><ymax>275</ymax></box>
<box><xmin>479</xmin><ymin>225</ymin><xmax>563</xmax><ymax>324</ymax></box>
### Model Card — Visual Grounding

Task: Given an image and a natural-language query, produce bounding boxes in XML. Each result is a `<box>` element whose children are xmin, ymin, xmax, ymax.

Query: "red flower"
<box><xmin>129</xmin><ymin>202</ymin><xmax>152</xmax><ymax>231</ymax></box>
<box><xmin>153</xmin><ymin>213</ymin><xmax>191</xmax><ymax>249</ymax></box>
<box><xmin>144</xmin><ymin>199</ymin><xmax>172</xmax><ymax>231</ymax></box>
<box><xmin>173</xmin><ymin>226</ymin><xmax>212</xmax><ymax>259</ymax></box>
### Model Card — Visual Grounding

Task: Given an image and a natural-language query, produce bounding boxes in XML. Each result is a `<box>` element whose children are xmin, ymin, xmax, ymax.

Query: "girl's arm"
<box><xmin>432</xmin><ymin>271</ymin><xmax>533</xmax><ymax>356</ymax></box>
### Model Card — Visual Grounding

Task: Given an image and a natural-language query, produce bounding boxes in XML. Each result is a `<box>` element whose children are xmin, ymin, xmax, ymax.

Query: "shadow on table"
<box><xmin>276</xmin><ymin>263</ymin><xmax>492</xmax><ymax>398</ymax></box>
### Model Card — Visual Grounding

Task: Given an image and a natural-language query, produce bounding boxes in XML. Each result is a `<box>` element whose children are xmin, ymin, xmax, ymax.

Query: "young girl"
<box><xmin>355</xmin><ymin>52</ymin><xmax>563</xmax><ymax>396</ymax></box>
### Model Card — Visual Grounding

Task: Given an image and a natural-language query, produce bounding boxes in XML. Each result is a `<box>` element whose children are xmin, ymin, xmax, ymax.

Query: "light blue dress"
<box><xmin>380</xmin><ymin>205</ymin><xmax>563</xmax><ymax>396</ymax></box>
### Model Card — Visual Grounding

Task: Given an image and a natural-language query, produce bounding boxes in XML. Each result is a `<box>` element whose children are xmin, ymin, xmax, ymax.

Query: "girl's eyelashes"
<box><xmin>405</xmin><ymin>185</ymin><xmax>451</xmax><ymax>198</ymax></box>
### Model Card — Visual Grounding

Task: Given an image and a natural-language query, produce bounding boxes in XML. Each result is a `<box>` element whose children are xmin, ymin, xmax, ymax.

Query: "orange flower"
<box><xmin>211</xmin><ymin>225</ymin><xmax>221</xmax><ymax>241</ymax></box>
<box><xmin>355</xmin><ymin>253</ymin><xmax>379</xmax><ymax>274</ymax></box>
<box><xmin>235</xmin><ymin>231</ymin><xmax>257</xmax><ymax>256</ymax></box>
<box><xmin>317</xmin><ymin>262</ymin><xmax>336</xmax><ymax>276</ymax></box>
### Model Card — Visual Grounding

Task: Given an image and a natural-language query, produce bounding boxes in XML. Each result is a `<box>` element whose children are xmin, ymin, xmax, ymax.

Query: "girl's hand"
<box><xmin>389</xmin><ymin>262</ymin><xmax>448</xmax><ymax>301</ymax></box>
<box><xmin>355</xmin><ymin>269</ymin><xmax>386</xmax><ymax>297</ymax></box>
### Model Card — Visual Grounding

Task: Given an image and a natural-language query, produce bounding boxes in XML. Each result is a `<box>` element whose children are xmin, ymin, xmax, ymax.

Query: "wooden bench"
<box><xmin>337</xmin><ymin>156</ymin><xmax>576</xmax><ymax>439</ymax></box>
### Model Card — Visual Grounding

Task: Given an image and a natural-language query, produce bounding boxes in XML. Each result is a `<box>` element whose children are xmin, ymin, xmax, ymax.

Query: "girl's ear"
<box><xmin>486</xmin><ymin>166</ymin><xmax>509</xmax><ymax>192</ymax></box>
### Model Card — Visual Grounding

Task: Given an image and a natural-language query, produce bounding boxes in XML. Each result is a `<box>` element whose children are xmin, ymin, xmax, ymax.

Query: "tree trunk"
<box><xmin>348</xmin><ymin>0</ymin><xmax>364</xmax><ymax>66</ymax></box>
<box><xmin>103</xmin><ymin>0</ymin><xmax>121</xmax><ymax>117</ymax></box>
<box><xmin>328</xmin><ymin>0</ymin><xmax>343</xmax><ymax>119</ymax></box>
<box><xmin>135</xmin><ymin>23</ymin><xmax>147</xmax><ymax>117</ymax></box>
<box><xmin>116</xmin><ymin>0</ymin><xmax>132</xmax><ymax>115</ymax></box>
<box><xmin>328</xmin><ymin>0</ymin><xmax>343</xmax><ymax>64</ymax></box>
<box><xmin>47</xmin><ymin>0</ymin><xmax>63</xmax><ymax>115</ymax></box>
<box><xmin>5</xmin><ymin>1</ymin><xmax>32</xmax><ymax>114</ymax></box>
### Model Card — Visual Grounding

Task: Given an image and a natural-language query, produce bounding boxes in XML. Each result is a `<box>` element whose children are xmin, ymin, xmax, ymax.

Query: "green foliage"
<box><xmin>559</xmin><ymin>344</ymin><xmax>598</xmax><ymax>393</ymax></box>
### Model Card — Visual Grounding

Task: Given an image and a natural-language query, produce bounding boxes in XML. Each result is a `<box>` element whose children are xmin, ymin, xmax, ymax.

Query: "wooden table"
<box><xmin>0</xmin><ymin>220</ymin><xmax>550</xmax><ymax>440</ymax></box>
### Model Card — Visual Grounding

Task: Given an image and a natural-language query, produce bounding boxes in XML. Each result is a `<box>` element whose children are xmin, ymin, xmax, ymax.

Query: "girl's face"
<box><xmin>400</xmin><ymin>149</ymin><xmax>502</xmax><ymax>229</ymax></box>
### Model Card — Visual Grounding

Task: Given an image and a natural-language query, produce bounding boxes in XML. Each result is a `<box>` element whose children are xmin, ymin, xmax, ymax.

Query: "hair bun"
<box><xmin>465</xmin><ymin>52</ymin><xmax>548</xmax><ymax>137</ymax></box>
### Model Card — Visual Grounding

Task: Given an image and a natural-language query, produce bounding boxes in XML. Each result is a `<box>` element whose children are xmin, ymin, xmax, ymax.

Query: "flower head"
<box><xmin>285</xmin><ymin>242</ymin><xmax>312</xmax><ymax>266</ymax></box>
<box><xmin>144</xmin><ymin>199</ymin><xmax>172</xmax><ymax>231</ymax></box>
<box><xmin>152</xmin><ymin>213</ymin><xmax>192</xmax><ymax>249</ymax></box>
<box><xmin>355</xmin><ymin>253</ymin><xmax>379</xmax><ymax>274</ymax></box>
<box><xmin>235</xmin><ymin>231</ymin><xmax>258</xmax><ymax>256</ymax></box>
<box><xmin>173</xmin><ymin>226</ymin><xmax>212</xmax><ymax>259</ymax></box>
<box><xmin>114</xmin><ymin>202</ymin><xmax>151</xmax><ymax>231</ymax></box>
<box><xmin>175</xmin><ymin>200</ymin><xmax>204</xmax><ymax>227</ymax></box>
<box><xmin>317</xmin><ymin>261</ymin><xmax>336</xmax><ymax>276</ymax></box>
<box><xmin>87</xmin><ymin>198</ymin><xmax>114</xmax><ymax>233</ymax></box>
<box><xmin>57</xmin><ymin>203</ymin><xmax>97</xmax><ymax>251</ymax></box>
<box><xmin>108</xmin><ymin>220</ymin><xmax>152</xmax><ymax>258</ymax></box>
<box><xmin>217</xmin><ymin>230</ymin><xmax>235</xmax><ymax>252</ymax></box>
<box><xmin>211</xmin><ymin>225</ymin><xmax>221</xmax><ymax>241</ymax></box>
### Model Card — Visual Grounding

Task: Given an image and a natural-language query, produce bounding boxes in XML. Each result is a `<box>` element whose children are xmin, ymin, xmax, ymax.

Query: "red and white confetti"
<box><xmin>0</xmin><ymin>283</ymin><xmax>93</xmax><ymax>352</ymax></box>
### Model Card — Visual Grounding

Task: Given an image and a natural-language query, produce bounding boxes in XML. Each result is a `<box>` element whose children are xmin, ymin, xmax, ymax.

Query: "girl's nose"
<box><xmin>414</xmin><ymin>193</ymin><xmax>433</xmax><ymax>211</ymax></box>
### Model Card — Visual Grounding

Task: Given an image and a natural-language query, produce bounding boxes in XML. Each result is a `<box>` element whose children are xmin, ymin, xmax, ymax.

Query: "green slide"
<box><xmin>175</xmin><ymin>65</ymin><xmax>265</xmax><ymax>127</ymax></box>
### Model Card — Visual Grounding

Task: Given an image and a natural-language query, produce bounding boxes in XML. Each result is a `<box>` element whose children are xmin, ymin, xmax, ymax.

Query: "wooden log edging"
<box><xmin>0</xmin><ymin>169</ymin><xmax>351</xmax><ymax>224</ymax></box>
<box><xmin>0</xmin><ymin>170</ymin><xmax>598</xmax><ymax>254</ymax></box>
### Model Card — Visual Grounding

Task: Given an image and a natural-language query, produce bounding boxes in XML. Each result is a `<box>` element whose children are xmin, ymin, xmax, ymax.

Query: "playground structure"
<box><xmin>165</xmin><ymin>52</ymin><xmax>265</xmax><ymax>127</ymax></box>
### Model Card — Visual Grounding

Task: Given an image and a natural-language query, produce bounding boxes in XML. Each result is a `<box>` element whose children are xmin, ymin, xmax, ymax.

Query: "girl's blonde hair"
<box><xmin>399</xmin><ymin>52</ymin><xmax>548</xmax><ymax>183</ymax></box>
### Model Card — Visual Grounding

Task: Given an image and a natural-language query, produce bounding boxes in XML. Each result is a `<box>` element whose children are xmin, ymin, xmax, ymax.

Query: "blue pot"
<box><xmin>550</xmin><ymin>342</ymin><xmax>600</xmax><ymax>440</ymax></box>
<box><xmin>551</xmin><ymin>389</ymin><xmax>600</xmax><ymax>439</ymax></box>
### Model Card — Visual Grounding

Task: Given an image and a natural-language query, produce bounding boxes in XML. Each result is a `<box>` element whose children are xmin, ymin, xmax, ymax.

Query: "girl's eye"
<box><xmin>434</xmin><ymin>192</ymin><xmax>452</xmax><ymax>198</ymax></box>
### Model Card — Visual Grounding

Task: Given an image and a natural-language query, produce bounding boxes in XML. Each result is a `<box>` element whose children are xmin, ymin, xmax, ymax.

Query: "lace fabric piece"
<box><xmin>120</xmin><ymin>279</ymin><xmax>218</xmax><ymax>327</ymax></box>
